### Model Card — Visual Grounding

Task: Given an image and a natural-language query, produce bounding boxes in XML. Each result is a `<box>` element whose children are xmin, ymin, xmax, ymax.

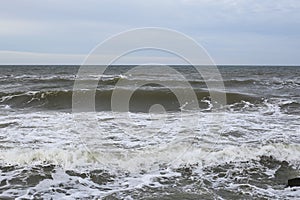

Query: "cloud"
<box><xmin>0</xmin><ymin>19</ymin><xmax>45</xmax><ymax>36</ymax></box>
<box><xmin>0</xmin><ymin>50</ymin><xmax>186</xmax><ymax>65</ymax></box>
<box><xmin>0</xmin><ymin>0</ymin><xmax>299</xmax><ymax>64</ymax></box>
<box><xmin>0</xmin><ymin>51</ymin><xmax>85</xmax><ymax>65</ymax></box>
<box><xmin>181</xmin><ymin>0</ymin><xmax>300</xmax><ymax>13</ymax></box>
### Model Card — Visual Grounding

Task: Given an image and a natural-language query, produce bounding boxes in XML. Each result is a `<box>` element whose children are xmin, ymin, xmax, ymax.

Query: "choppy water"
<box><xmin>0</xmin><ymin>65</ymin><xmax>300</xmax><ymax>199</ymax></box>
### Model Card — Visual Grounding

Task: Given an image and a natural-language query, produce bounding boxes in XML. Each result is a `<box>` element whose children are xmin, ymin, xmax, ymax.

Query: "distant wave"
<box><xmin>2</xmin><ymin>72</ymin><xmax>299</xmax><ymax>90</ymax></box>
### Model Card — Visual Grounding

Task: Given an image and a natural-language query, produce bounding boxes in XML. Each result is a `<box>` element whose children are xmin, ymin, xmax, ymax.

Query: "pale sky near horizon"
<box><xmin>0</xmin><ymin>0</ymin><xmax>300</xmax><ymax>65</ymax></box>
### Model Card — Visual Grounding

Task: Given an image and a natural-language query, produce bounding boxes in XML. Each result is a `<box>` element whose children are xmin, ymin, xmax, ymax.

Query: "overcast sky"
<box><xmin>0</xmin><ymin>0</ymin><xmax>300</xmax><ymax>65</ymax></box>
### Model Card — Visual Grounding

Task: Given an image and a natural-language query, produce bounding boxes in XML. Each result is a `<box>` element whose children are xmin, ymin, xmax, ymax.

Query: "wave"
<box><xmin>1</xmin><ymin>86</ymin><xmax>297</xmax><ymax>113</ymax></box>
<box><xmin>2</xmin><ymin>72</ymin><xmax>299</xmax><ymax>88</ymax></box>
<box><xmin>279</xmin><ymin>100</ymin><xmax>300</xmax><ymax>114</ymax></box>
<box><xmin>1</xmin><ymin>144</ymin><xmax>299</xmax><ymax>199</ymax></box>
<box><xmin>1</xmin><ymin>74</ymin><xmax>126</xmax><ymax>82</ymax></box>
<box><xmin>0</xmin><ymin>88</ymin><xmax>266</xmax><ymax>112</ymax></box>
<box><xmin>0</xmin><ymin>90</ymin><xmax>73</xmax><ymax>110</ymax></box>
<box><xmin>0</xmin><ymin>143</ymin><xmax>299</xmax><ymax>171</ymax></box>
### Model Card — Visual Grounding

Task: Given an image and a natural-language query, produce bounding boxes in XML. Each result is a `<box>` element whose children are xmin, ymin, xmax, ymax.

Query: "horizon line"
<box><xmin>0</xmin><ymin>64</ymin><xmax>299</xmax><ymax>67</ymax></box>
<box><xmin>0</xmin><ymin>50</ymin><xmax>299</xmax><ymax>66</ymax></box>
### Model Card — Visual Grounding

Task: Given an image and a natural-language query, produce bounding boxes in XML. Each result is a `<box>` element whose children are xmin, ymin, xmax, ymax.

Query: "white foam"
<box><xmin>0</xmin><ymin>148</ymin><xmax>94</xmax><ymax>169</ymax></box>
<box><xmin>0</xmin><ymin>109</ymin><xmax>299</xmax><ymax>171</ymax></box>
<box><xmin>0</xmin><ymin>107</ymin><xmax>299</xmax><ymax>199</ymax></box>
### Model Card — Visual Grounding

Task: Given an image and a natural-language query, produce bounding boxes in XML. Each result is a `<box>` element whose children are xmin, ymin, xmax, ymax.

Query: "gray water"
<box><xmin>0</xmin><ymin>65</ymin><xmax>299</xmax><ymax>199</ymax></box>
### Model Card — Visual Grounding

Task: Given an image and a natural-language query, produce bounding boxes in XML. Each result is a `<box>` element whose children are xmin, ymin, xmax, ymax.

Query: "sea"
<box><xmin>0</xmin><ymin>65</ymin><xmax>299</xmax><ymax>199</ymax></box>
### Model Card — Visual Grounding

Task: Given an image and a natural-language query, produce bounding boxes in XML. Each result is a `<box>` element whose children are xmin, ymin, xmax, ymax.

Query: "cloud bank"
<box><xmin>0</xmin><ymin>0</ymin><xmax>299</xmax><ymax>64</ymax></box>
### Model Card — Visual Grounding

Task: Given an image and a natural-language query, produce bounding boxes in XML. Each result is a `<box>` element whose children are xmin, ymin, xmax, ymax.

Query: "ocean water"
<box><xmin>0</xmin><ymin>65</ymin><xmax>299</xmax><ymax>199</ymax></box>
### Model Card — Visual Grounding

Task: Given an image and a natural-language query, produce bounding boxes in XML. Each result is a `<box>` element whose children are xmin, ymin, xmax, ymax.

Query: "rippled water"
<box><xmin>0</xmin><ymin>65</ymin><xmax>299</xmax><ymax>199</ymax></box>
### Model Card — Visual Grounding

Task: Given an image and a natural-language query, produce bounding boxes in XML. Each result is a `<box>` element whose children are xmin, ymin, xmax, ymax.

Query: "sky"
<box><xmin>0</xmin><ymin>0</ymin><xmax>300</xmax><ymax>65</ymax></box>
